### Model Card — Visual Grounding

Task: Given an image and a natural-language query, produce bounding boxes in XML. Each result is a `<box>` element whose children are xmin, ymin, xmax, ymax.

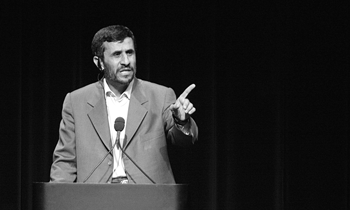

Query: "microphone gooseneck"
<box><xmin>114</xmin><ymin>118</ymin><xmax>156</xmax><ymax>184</ymax></box>
<box><xmin>82</xmin><ymin>117</ymin><xmax>125</xmax><ymax>183</ymax></box>
<box><xmin>83</xmin><ymin>117</ymin><xmax>155</xmax><ymax>184</ymax></box>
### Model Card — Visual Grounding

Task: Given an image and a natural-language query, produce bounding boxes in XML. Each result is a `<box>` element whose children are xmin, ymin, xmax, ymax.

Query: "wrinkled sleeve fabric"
<box><xmin>50</xmin><ymin>93</ymin><xmax>77</xmax><ymax>182</ymax></box>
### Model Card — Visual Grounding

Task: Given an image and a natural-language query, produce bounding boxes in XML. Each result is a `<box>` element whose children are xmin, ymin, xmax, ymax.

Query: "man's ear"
<box><xmin>93</xmin><ymin>56</ymin><xmax>103</xmax><ymax>70</ymax></box>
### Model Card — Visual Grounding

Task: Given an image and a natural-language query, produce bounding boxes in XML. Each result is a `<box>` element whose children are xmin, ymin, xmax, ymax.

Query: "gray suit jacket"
<box><xmin>50</xmin><ymin>78</ymin><xmax>198</xmax><ymax>184</ymax></box>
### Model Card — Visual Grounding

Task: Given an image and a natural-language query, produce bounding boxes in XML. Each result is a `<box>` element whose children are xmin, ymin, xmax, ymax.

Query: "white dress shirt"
<box><xmin>103</xmin><ymin>79</ymin><xmax>134</xmax><ymax>178</ymax></box>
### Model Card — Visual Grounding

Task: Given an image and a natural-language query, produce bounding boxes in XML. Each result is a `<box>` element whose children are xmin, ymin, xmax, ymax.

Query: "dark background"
<box><xmin>1</xmin><ymin>0</ymin><xmax>348</xmax><ymax>209</ymax></box>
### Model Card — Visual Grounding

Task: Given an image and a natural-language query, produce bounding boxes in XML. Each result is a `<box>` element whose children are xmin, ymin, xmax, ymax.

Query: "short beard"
<box><xmin>104</xmin><ymin>67</ymin><xmax>135</xmax><ymax>85</ymax></box>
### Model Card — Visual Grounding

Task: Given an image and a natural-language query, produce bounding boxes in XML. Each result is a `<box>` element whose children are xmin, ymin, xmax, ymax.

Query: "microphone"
<box><xmin>82</xmin><ymin>117</ymin><xmax>125</xmax><ymax>183</ymax></box>
<box><xmin>114</xmin><ymin>117</ymin><xmax>125</xmax><ymax>149</ymax></box>
<box><xmin>114</xmin><ymin>117</ymin><xmax>125</xmax><ymax>132</ymax></box>
<box><xmin>114</xmin><ymin>119</ymin><xmax>156</xmax><ymax>184</ymax></box>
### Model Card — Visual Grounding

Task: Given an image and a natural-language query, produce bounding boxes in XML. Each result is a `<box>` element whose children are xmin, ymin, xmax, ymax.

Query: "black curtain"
<box><xmin>1</xmin><ymin>0</ymin><xmax>348</xmax><ymax>209</ymax></box>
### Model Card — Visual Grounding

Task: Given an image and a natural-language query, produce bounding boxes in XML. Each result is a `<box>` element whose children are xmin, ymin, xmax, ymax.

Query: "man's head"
<box><xmin>91</xmin><ymin>25</ymin><xmax>136</xmax><ymax>59</ymax></box>
<box><xmin>92</xmin><ymin>25</ymin><xmax>136</xmax><ymax>86</ymax></box>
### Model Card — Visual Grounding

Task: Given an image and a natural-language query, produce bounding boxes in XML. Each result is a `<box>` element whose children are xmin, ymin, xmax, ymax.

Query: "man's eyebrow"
<box><xmin>111</xmin><ymin>50</ymin><xmax>122</xmax><ymax>55</ymax></box>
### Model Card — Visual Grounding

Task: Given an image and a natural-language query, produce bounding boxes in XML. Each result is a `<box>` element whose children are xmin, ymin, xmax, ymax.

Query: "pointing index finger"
<box><xmin>180</xmin><ymin>84</ymin><xmax>196</xmax><ymax>99</ymax></box>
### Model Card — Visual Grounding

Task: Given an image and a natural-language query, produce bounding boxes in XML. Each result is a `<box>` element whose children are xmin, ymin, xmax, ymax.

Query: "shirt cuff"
<box><xmin>174</xmin><ymin>119</ymin><xmax>192</xmax><ymax>135</ymax></box>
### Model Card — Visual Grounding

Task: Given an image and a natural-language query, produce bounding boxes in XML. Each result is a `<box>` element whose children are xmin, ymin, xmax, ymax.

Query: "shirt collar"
<box><xmin>103</xmin><ymin>78</ymin><xmax>133</xmax><ymax>99</ymax></box>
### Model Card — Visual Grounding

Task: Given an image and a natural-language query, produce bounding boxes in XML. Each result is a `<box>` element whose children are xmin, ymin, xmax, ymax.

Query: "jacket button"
<box><xmin>107</xmin><ymin>161</ymin><xmax>112</xmax><ymax>165</ymax></box>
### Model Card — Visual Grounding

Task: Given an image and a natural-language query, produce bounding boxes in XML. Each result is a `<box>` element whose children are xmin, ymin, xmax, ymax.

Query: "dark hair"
<box><xmin>91</xmin><ymin>25</ymin><xmax>136</xmax><ymax>58</ymax></box>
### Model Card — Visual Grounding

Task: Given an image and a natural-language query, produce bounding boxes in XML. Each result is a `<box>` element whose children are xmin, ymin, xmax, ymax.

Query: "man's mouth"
<box><xmin>120</xmin><ymin>68</ymin><xmax>132</xmax><ymax>72</ymax></box>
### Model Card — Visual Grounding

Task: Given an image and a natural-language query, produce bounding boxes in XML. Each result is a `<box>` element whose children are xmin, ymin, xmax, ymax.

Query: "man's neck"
<box><xmin>105</xmin><ymin>79</ymin><xmax>130</xmax><ymax>97</ymax></box>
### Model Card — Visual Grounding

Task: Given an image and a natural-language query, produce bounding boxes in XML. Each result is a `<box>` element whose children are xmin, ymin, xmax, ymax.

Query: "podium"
<box><xmin>32</xmin><ymin>182</ymin><xmax>188</xmax><ymax>210</ymax></box>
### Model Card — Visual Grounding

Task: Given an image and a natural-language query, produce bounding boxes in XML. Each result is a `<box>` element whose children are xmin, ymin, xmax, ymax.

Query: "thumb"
<box><xmin>170</xmin><ymin>101</ymin><xmax>180</xmax><ymax>112</ymax></box>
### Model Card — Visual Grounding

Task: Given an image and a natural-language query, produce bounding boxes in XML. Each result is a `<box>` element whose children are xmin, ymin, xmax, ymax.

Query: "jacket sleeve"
<box><xmin>50</xmin><ymin>93</ymin><xmax>77</xmax><ymax>182</ymax></box>
<box><xmin>163</xmin><ymin>88</ymin><xmax>198</xmax><ymax>147</ymax></box>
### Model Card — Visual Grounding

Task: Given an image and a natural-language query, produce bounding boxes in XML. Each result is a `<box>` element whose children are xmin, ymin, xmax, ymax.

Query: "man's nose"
<box><xmin>121</xmin><ymin>53</ymin><xmax>130</xmax><ymax>66</ymax></box>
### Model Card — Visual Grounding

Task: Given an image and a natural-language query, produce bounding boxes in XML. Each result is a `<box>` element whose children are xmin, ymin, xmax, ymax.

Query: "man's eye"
<box><xmin>126</xmin><ymin>50</ymin><xmax>134</xmax><ymax>55</ymax></box>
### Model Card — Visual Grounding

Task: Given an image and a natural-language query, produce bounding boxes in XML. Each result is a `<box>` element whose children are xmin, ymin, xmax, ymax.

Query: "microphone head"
<box><xmin>114</xmin><ymin>117</ymin><xmax>125</xmax><ymax>132</ymax></box>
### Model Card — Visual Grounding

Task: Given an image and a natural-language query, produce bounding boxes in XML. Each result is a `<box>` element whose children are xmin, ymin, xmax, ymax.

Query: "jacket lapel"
<box><xmin>124</xmin><ymin>79</ymin><xmax>148</xmax><ymax>149</ymax></box>
<box><xmin>87</xmin><ymin>82</ymin><xmax>111</xmax><ymax>151</ymax></box>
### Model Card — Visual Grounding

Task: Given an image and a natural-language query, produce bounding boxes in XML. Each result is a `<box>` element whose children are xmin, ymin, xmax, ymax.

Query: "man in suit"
<box><xmin>50</xmin><ymin>25</ymin><xmax>198</xmax><ymax>184</ymax></box>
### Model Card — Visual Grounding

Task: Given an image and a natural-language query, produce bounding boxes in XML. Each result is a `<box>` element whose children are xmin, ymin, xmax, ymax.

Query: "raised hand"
<box><xmin>170</xmin><ymin>84</ymin><xmax>196</xmax><ymax>122</ymax></box>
